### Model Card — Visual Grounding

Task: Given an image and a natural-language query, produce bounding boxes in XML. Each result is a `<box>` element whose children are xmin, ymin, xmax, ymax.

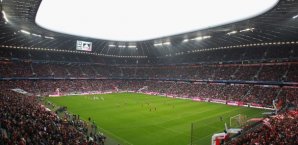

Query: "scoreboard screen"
<box><xmin>76</xmin><ymin>40</ymin><xmax>92</xmax><ymax>51</ymax></box>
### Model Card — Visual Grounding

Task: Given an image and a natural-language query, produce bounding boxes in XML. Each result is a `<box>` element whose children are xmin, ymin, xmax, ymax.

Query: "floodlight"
<box><xmin>163</xmin><ymin>42</ymin><xmax>171</xmax><ymax>45</ymax></box>
<box><xmin>239</xmin><ymin>28</ymin><xmax>255</xmax><ymax>32</ymax></box>
<box><xmin>32</xmin><ymin>33</ymin><xmax>42</xmax><ymax>37</ymax></box>
<box><xmin>128</xmin><ymin>45</ymin><xmax>136</xmax><ymax>48</ymax></box>
<box><xmin>21</xmin><ymin>30</ymin><xmax>31</xmax><ymax>35</ymax></box>
<box><xmin>227</xmin><ymin>31</ymin><xmax>237</xmax><ymax>35</ymax></box>
<box><xmin>182</xmin><ymin>39</ymin><xmax>189</xmax><ymax>43</ymax></box>
<box><xmin>2</xmin><ymin>11</ymin><xmax>9</xmax><ymax>22</ymax></box>
<box><xmin>45</xmin><ymin>36</ymin><xmax>54</xmax><ymax>39</ymax></box>
<box><xmin>154</xmin><ymin>43</ymin><xmax>163</xmax><ymax>47</ymax></box>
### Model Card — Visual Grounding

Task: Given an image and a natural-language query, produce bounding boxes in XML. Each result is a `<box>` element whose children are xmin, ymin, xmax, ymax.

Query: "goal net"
<box><xmin>229</xmin><ymin>114</ymin><xmax>247</xmax><ymax>128</ymax></box>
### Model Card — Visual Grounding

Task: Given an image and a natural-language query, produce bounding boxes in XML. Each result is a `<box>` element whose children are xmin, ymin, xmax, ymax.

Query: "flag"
<box><xmin>263</xmin><ymin>118</ymin><xmax>272</xmax><ymax>129</ymax></box>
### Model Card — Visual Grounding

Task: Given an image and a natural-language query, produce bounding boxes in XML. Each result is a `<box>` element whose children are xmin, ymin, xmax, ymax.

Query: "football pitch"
<box><xmin>47</xmin><ymin>93</ymin><xmax>266</xmax><ymax>145</ymax></box>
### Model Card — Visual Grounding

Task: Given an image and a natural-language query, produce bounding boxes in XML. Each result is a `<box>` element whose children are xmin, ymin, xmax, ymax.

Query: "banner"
<box><xmin>210</xmin><ymin>99</ymin><xmax>226</xmax><ymax>104</ymax></box>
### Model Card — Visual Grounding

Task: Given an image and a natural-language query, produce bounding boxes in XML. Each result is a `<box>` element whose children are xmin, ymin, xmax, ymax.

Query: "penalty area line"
<box><xmin>97</xmin><ymin>126</ymin><xmax>134</xmax><ymax>145</ymax></box>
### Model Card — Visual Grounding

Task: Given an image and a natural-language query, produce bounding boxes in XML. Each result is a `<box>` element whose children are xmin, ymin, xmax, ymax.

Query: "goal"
<box><xmin>229</xmin><ymin>114</ymin><xmax>247</xmax><ymax>128</ymax></box>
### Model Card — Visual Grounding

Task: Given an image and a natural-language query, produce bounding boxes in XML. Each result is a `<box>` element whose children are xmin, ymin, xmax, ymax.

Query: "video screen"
<box><xmin>76</xmin><ymin>40</ymin><xmax>92</xmax><ymax>51</ymax></box>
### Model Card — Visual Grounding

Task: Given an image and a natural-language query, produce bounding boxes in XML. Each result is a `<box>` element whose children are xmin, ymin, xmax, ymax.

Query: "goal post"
<box><xmin>229</xmin><ymin>114</ymin><xmax>247</xmax><ymax>128</ymax></box>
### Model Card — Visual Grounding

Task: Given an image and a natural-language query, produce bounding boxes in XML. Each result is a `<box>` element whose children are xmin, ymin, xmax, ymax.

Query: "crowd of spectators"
<box><xmin>228</xmin><ymin>110</ymin><xmax>298</xmax><ymax>145</ymax></box>
<box><xmin>0</xmin><ymin>90</ymin><xmax>105</xmax><ymax>145</ymax></box>
<box><xmin>1</xmin><ymin>61</ymin><xmax>298</xmax><ymax>82</ymax></box>
<box><xmin>257</xmin><ymin>65</ymin><xmax>288</xmax><ymax>81</ymax></box>
<box><xmin>1</xmin><ymin>80</ymin><xmax>297</xmax><ymax>108</ymax></box>
<box><xmin>1</xmin><ymin>79</ymin><xmax>297</xmax><ymax>144</ymax></box>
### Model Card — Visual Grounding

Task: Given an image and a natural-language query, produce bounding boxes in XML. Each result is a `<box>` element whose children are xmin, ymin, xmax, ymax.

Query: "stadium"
<box><xmin>0</xmin><ymin>0</ymin><xmax>298</xmax><ymax>145</ymax></box>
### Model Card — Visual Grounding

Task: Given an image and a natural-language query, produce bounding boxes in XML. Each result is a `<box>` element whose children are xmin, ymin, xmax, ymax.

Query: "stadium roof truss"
<box><xmin>0</xmin><ymin>0</ymin><xmax>298</xmax><ymax>58</ymax></box>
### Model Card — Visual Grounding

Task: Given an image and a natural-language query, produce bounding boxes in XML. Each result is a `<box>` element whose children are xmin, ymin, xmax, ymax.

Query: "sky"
<box><xmin>35</xmin><ymin>0</ymin><xmax>279</xmax><ymax>41</ymax></box>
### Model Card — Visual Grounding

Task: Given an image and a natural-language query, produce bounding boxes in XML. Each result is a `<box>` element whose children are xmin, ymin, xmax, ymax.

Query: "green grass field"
<box><xmin>47</xmin><ymin>93</ymin><xmax>265</xmax><ymax>145</ymax></box>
